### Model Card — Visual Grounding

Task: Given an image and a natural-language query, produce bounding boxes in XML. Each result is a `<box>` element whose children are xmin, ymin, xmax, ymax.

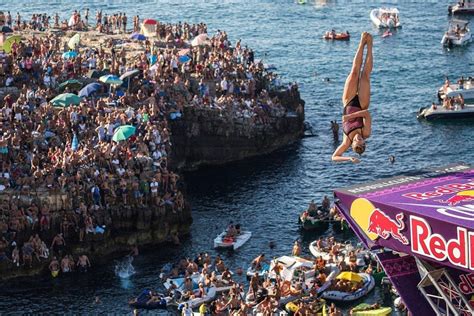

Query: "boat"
<box><xmin>370</xmin><ymin>8</ymin><xmax>401</xmax><ymax>28</ymax></box>
<box><xmin>309</xmin><ymin>240</ymin><xmax>369</xmax><ymax>267</ymax></box>
<box><xmin>321</xmin><ymin>272</ymin><xmax>375</xmax><ymax>302</ymax></box>
<box><xmin>298</xmin><ymin>208</ymin><xmax>330</xmax><ymax>231</ymax></box>
<box><xmin>213</xmin><ymin>230</ymin><xmax>252</xmax><ymax>250</ymax></box>
<box><xmin>285</xmin><ymin>297</ymin><xmax>326</xmax><ymax>314</ymax></box>
<box><xmin>246</xmin><ymin>263</ymin><xmax>270</xmax><ymax>279</ymax></box>
<box><xmin>268</xmin><ymin>256</ymin><xmax>315</xmax><ymax>281</ymax></box>
<box><xmin>323</xmin><ymin>32</ymin><xmax>350</xmax><ymax>40</ymax></box>
<box><xmin>449</xmin><ymin>0</ymin><xmax>474</xmax><ymax>14</ymax></box>
<box><xmin>176</xmin><ymin>286</ymin><xmax>217</xmax><ymax>310</ymax></box>
<box><xmin>128</xmin><ymin>290</ymin><xmax>171</xmax><ymax>310</ymax></box>
<box><xmin>163</xmin><ymin>273</ymin><xmax>201</xmax><ymax>291</ymax></box>
<box><xmin>417</xmin><ymin>104</ymin><xmax>474</xmax><ymax>120</ymax></box>
<box><xmin>437</xmin><ymin>77</ymin><xmax>474</xmax><ymax>100</ymax></box>
<box><xmin>441</xmin><ymin>19</ymin><xmax>472</xmax><ymax>46</ymax></box>
<box><xmin>350</xmin><ymin>303</ymin><xmax>392</xmax><ymax>316</ymax></box>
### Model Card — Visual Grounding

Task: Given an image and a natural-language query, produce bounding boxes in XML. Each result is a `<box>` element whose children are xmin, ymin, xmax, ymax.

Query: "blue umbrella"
<box><xmin>178</xmin><ymin>55</ymin><xmax>191</xmax><ymax>63</ymax></box>
<box><xmin>130</xmin><ymin>33</ymin><xmax>146</xmax><ymax>41</ymax></box>
<box><xmin>72</xmin><ymin>134</ymin><xmax>79</xmax><ymax>151</ymax></box>
<box><xmin>78</xmin><ymin>83</ymin><xmax>102</xmax><ymax>98</ymax></box>
<box><xmin>148</xmin><ymin>54</ymin><xmax>157</xmax><ymax>65</ymax></box>
<box><xmin>62</xmin><ymin>51</ymin><xmax>78</xmax><ymax>59</ymax></box>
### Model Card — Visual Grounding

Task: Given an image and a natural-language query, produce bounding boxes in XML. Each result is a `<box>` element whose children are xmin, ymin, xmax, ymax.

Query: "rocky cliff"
<box><xmin>169</xmin><ymin>88</ymin><xmax>305</xmax><ymax>171</ymax></box>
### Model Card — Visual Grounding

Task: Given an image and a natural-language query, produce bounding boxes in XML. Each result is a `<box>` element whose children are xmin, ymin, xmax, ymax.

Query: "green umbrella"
<box><xmin>58</xmin><ymin>79</ymin><xmax>83</xmax><ymax>91</ymax></box>
<box><xmin>50</xmin><ymin>93</ymin><xmax>81</xmax><ymax>107</ymax></box>
<box><xmin>112</xmin><ymin>125</ymin><xmax>136</xmax><ymax>142</ymax></box>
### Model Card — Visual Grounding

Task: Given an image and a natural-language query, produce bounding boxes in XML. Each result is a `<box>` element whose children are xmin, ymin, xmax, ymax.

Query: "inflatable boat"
<box><xmin>351</xmin><ymin>303</ymin><xmax>392</xmax><ymax>316</ymax></box>
<box><xmin>177</xmin><ymin>286</ymin><xmax>217</xmax><ymax>310</ymax></box>
<box><xmin>309</xmin><ymin>240</ymin><xmax>369</xmax><ymax>267</ymax></box>
<box><xmin>370</xmin><ymin>8</ymin><xmax>401</xmax><ymax>28</ymax></box>
<box><xmin>213</xmin><ymin>230</ymin><xmax>252</xmax><ymax>250</ymax></box>
<box><xmin>128</xmin><ymin>290</ymin><xmax>171</xmax><ymax>310</ymax></box>
<box><xmin>323</xmin><ymin>32</ymin><xmax>350</xmax><ymax>40</ymax></box>
<box><xmin>321</xmin><ymin>272</ymin><xmax>375</xmax><ymax>302</ymax></box>
<box><xmin>246</xmin><ymin>263</ymin><xmax>270</xmax><ymax>279</ymax></box>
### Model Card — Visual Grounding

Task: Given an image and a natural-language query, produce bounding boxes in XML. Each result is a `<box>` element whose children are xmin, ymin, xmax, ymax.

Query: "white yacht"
<box><xmin>449</xmin><ymin>0</ymin><xmax>474</xmax><ymax>14</ymax></box>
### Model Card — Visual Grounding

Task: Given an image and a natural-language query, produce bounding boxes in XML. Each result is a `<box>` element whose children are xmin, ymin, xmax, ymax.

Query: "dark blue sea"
<box><xmin>1</xmin><ymin>0</ymin><xmax>473</xmax><ymax>314</ymax></box>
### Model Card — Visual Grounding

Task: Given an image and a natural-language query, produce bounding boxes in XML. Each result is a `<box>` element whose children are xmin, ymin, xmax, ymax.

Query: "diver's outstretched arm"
<box><xmin>332</xmin><ymin>138</ymin><xmax>359</xmax><ymax>163</ymax></box>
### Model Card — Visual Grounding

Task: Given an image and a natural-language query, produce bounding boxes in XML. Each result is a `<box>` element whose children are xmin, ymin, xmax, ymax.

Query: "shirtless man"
<box><xmin>77</xmin><ymin>254</ymin><xmax>91</xmax><ymax>272</ymax></box>
<box><xmin>50</xmin><ymin>233</ymin><xmax>66</xmax><ymax>256</ymax></box>
<box><xmin>61</xmin><ymin>256</ymin><xmax>71</xmax><ymax>273</ymax></box>
<box><xmin>252</xmin><ymin>254</ymin><xmax>266</xmax><ymax>270</ymax></box>
<box><xmin>49</xmin><ymin>256</ymin><xmax>60</xmax><ymax>277</ymax></box>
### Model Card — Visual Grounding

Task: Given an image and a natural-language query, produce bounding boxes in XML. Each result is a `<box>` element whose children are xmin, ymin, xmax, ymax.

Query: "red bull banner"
<box><xmin>334</xmin><ymin>164</ymin><xmax>474</xmax><ymax>274</ymax></box>
<box><xmin>334</xmin><ymin>164</ymin><xmax>474</xmax><ymax>315</ymax></box>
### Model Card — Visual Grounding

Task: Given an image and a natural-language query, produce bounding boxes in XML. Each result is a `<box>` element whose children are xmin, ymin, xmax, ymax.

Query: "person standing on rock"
<box><xmin>332</xmin><ymin>32</ymin><xmax>373</xmax><ymax>163</ymax></box>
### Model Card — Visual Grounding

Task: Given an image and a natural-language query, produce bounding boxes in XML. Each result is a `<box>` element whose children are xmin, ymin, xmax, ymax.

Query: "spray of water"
<box><xmin>114</xmin><ymin>256</ymin><xmax>136</xmax><ymax>279</ymax></box>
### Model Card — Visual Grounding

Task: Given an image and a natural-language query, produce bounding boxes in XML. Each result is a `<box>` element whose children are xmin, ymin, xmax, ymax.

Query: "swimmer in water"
<box><xmin>332</xmin><ymin>32</ymin><xmax>373</xmax><ymax>163</ymax></box>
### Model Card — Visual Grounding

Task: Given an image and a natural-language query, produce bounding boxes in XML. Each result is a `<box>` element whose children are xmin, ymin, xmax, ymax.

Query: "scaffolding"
<box><xmin>416</xmin><ymin>258</ymin><xmax>474</xmax><ymax>316</ymax></box>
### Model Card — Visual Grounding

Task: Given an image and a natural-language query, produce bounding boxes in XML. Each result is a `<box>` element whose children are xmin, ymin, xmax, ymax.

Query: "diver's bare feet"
<box><xmin>366</xmin><ymin>33</ymin><xmax>373</xmax><ymax>46</ymax></box>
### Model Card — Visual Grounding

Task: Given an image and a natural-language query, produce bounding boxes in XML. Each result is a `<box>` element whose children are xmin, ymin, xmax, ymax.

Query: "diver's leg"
<box><xmin>342</xmin><ymin>32</ymin><xmax>367</xmax><ymax>106</ymax></box>
<box><xmin>358</xmin><ymin>34</ymin><xmax>373</xmax><ymax>110</ymax></box>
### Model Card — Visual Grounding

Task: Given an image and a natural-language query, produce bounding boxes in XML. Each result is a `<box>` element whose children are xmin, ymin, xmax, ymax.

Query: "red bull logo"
<box><xmin>367</xmin><ymin>209</ymin><xmax>409</xmax><ymax>245</ymax></box>
<box><xmin>403</xmin><ymin>183</ymin><xmax>474</xmax><ymax>201</ymax></box>
<box><xmin>438</xmin><ymin>190</ymin><xmax>474</xmax><ymax>206</ymax></box>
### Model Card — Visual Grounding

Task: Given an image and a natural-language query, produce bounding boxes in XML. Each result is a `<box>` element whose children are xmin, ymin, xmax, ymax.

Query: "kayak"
<box><xmin>351</xmin><ymin>303</ymin><xmax>392</xmax><ymax>316</ymax></box>
<box><xmin>286</xmin><ymin>297</ymin><xmax>326</xmax><ymax>313</ymax></box>
<box><xmin>213</xmin><ymin>230</ymin><xmax>252</xmax><ymax>250</ymax></box>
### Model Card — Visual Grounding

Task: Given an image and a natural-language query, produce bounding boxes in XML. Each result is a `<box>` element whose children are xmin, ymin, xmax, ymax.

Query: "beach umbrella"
<box><xmin>191</xmin><ymin>33</ymin><xmax>209</xmax><ymax>47</ymax></box>
<box><xmin>178</xmin><ymin>55</ymin><xmax>191</xmax><ymax>63</ymax></box>
<box><xmin>120</xmin><ymin>69</ymin><xmax>140</xmax><ymax>81</ymax></box>
<box><xmin>68</xmin><ymin>33</ymin><xmax>81</xmax><ymax>50</ymax></box>
<box><xmin>59</xmin><ymin>79</ymin><xmax>82</xmax><ymax>91</ymax></box>
<box><xmin>2</xmin><ymin>35</ymin><xmax>21</xmax><ymax>53</ymax></box>
<box><xmin>112</xmin><ymin>125</ymin><xmax>136</xmax><ymax>142</ymax></box>
<box><xmin>62</xmin><ymin>51</ymin><xmax>78</xmax><ymax>59</ymax></box>
<box><xmin>143</xmin><ymin>19</ymin><xmax>157</xmax><ymax>25</ymax></box>
<box><xmin>78</xmin><ymin>82</ymin><xmax>102</xmax><ymax>98</ymax></box>
<box><xmin>86</xmin><ymin>69</ymin><xmax>103</xmax><ymax>79</ymax></box>
<box><xmin>130</xmin><ymin>33</ymin><xmax>146</xmax><ymax>41</ymax></box>
<box><xmin>51</xmin><ymin>93</ymin><xmax>81</xmax><ymax>107</ymax></box>
<box><xmin>0</xmin><ymin>26</ymin><xmax>13</xmax><ymax>34</ymax></box>
<box><xmin>99</xmin><ymin>74</ymin><xmax>123</xmax><ymax>85</ymax></box>
<box><xmin>336</xmin><ymin>272</ymin><xmax>362</xmax><ymax>283</ymax></box>
<box><xmin>71</xmin><ymin>134</ymin><xmax>79</xmax><ymax>151</ymax></box>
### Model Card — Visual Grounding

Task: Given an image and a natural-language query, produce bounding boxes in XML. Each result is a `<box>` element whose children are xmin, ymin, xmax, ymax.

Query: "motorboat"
<box><xmin>370</xmin><ymin>8</ymin><xmax>401</xmax><ymax>28</ymax></box>
<box><xmin>321</xmin><ymin>272</ymin><xmax>375</xmax><ymax>302</ymax></box>
<box><xmin>441</xmin><ymin>19</ymin><xmax>472</xmax><ymax>46</ymax></box>
<box><xmin>437</xmin><ymin>77</ymin><xmax>474</xmax><ymax>100</ymax></box>
<box><xmin>418</xmin><ymin>104</ymin><xmax>474</xmax><ymax>120</ymax></box>
<box><xmin>213</xmin><ymin>230</ymin><xmax>252</xmax><ymax>250</ymax></box>
<box><xmin>323</xmin><ymin>31</ymin><xmax>350</xmax><ymax>40</ymax></box>
<box><xmin>449</xmin><ymin>0</ymin><xmax>474</xmax><ymax>14</ymax></box>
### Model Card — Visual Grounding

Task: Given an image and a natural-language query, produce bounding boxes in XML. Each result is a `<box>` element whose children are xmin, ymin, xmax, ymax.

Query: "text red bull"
<box><xmin>367</xmin><ymin>209</ymin><xmax>409</xmax><ymax>245</ymax></box>
<box><xmin>403</xmin><ymin>182</ymin><xmax>474</xmax><ymax>201</ymax></box>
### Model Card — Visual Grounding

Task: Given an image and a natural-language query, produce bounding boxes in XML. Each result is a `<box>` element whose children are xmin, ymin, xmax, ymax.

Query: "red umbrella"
<box><xmin>143</xmin><ymin>19</ymin><xmax>157</xmax><ymax>25</ymax></box>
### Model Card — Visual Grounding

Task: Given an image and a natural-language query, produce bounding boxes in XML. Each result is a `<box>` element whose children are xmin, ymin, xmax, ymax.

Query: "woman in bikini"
<box><xmin>332</xmin><ymin>32</ymin><xmax>373</xmax><ymax>163</ymax></box>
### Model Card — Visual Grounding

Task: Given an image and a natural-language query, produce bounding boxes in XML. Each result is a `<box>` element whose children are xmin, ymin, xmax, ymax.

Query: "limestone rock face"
<box><xmin>169</xmin><ymin>89</ymin><xmax>305</xmax><ymax>171</ymax></box>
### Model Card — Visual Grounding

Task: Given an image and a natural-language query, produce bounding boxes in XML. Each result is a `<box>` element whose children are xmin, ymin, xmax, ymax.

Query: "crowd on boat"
<box><xmin>0</xmin><ymin>9</ymin><xmax>297</xmax><ymax>275</ymax></box>
<box><xmin>136</xmin><ymin>237</ymin><xmax>392</xmax><ymax>315</ymax></box>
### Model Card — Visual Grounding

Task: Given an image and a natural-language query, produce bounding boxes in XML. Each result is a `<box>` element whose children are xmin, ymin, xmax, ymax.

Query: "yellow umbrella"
<box><xmin>2</xmin><ymin>35</ymin><xmax>21</xmax><ymax>54</ymax></box>
<box><xmin>336</xmin><ymin>271</ymin><xmax>362</xmax><ymax>283</ymax></box>
<box><xmin>68</xmin><ymin>33</ymin><xmax>80</xmax><ymax>50</ymax></box>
